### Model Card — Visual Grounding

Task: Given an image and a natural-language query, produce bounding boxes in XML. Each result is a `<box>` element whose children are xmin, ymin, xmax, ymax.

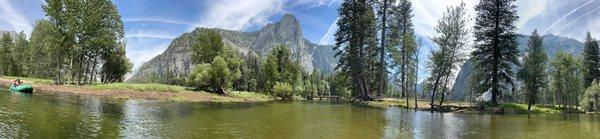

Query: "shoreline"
<box><xmin>0</xmin><ymin>76</ymin><xmax>274</xmax><ymax>103</ymax></box>
<box><xmin>1</xmin><ymin>76</ymin><xmax>592</xmax><ymax>114</ymax></box>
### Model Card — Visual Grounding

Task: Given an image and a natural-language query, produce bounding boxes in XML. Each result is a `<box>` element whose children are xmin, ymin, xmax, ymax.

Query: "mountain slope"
<box><xmin>448</xmin><ymin>34</ymin><xmax>585</xmax><ymax>100</ymax></box>
<box><xmin>129</xmin><ymin>14</ymin><xmax>337</xmax><ymax>83</ymax></box>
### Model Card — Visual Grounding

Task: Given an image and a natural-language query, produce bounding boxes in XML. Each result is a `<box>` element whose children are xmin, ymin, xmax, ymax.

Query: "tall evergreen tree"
<box><xmin>388</xmin><ymin>0</ymin><xmax>414</xmax><ymax>99</ymax></box>
<box><xmin>0</xmin><ymin>33</ymin><xmax>12</xmax><ymax>75</ymax></box>
<box><xmin>471</xmin><ymin>0</ymin><xmax>520</xmax><ymax>105</ymax></box>
<box><xmin>375</xmin><ymin>0</ymin><xmax>394</xmax><ymax>99</ymax></box>
<box><xmin>334</xmin><ymin>0</ymin><xmax>378</xmax><ymax>100</ymax></box>
<box><xmin>427</xmin><ymin>3</ymin><xmax>469</xmax><ymax>108</ymax></box>
<box><xmin>583</xmin><ymin>32</ymin><xmax>600</xmax><ymax>88</ymax></box>
<box><xmin>517</xmin><ymin>29</ymin><xmax>547</xmax><ymax>111</ymax></box>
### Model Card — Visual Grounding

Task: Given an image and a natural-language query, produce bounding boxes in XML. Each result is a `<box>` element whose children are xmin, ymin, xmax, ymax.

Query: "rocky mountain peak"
<box><xmin>257</xmin><ymin>14</ymin><xmax>303</xmax><ymax>45</ymax></box>
<box><xmin>129</xmin><ymin>14</ymin><xmax>337</xmax><ymax>83</ymax></box>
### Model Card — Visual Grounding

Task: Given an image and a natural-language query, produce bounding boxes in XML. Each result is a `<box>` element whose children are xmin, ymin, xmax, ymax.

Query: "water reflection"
<box><xmin>1</xmin><ymin>91</ymin><xmax>599</xmax><ymax>138</ymax></box>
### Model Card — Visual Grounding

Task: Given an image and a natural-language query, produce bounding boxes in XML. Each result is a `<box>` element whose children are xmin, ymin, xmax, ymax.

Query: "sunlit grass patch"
<box><xmin>499</xmin><ymin>103</ymin><xmax>563</xmax><ymax>114</ymax></box>
<box><xmin>85</xmin><ymin>83</ymin><xmax>187</xmax><ymax>93</ymax></box>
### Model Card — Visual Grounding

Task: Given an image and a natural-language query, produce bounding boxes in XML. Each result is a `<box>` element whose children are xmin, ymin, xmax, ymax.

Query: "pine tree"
<box><xmin>583</xmin><ymin>32</ymin><xmax>600</xmax><ymax>88</ymax></box>
<box><xmin>334</xmin><ymin>0</ymin><xmax>378</xmax><ymax>100</ymax></box>
<box><xmin>471</xmin><ymin>0</ymin><xmax>520</xmax><ymax>105</ymax></box>
<box><xmin>517</xmin><ymin>29</ymin><xmax>547</xmax><ymax>111</ymax></box>
<box><xmin>388</xmin><ymin>0</ymin><xmax>414</xmax><ymax>99</ymax></box>
<box><xmin>375</xmin><ymin>0</ymin><xmax>394</xmax><ymax>99</ymax></box>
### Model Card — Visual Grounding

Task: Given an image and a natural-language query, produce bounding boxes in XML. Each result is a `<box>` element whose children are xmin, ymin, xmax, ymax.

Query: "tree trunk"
<box><xmin>377</xmin><ymin>0</ymin><xmax>388</xmax><ymax>99</ymax></box>
<box><xmin>217</xmin><ymin>86</ymin><xmax>228</xmax><ymax>96</ymax></box>
<box><xmin>439</xmin><ymin>73</ymin><xmax>450</xmax><ymax>106</ymax></box>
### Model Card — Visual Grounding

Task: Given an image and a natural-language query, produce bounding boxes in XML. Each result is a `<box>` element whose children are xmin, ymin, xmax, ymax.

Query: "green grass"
<box><xmin>2</xmin><ymin>76</ymin><xmax>54</xmax><ymax>85</ymax></box>
<box><xmin>498</xmin><ymin>103</ymin><xmax>564</xmax><ymax>114</ymax></box>
<box><xmin>85</xmin><ymin>83</ymin><xmax>187</xmax><ymax>93</ymax></box>
<box><xmin>217</xmin><ymin>91</ymin><xmax>274</xmax><ymax>102</ymax></box>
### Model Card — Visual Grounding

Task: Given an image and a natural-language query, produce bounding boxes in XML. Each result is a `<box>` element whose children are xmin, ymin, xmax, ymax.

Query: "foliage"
<box><xmin>471</xmin><ymin>0</ymin><xmax>520</xmax><ymax>105</ymax></box>
<box><xmin>188</xmin><ymin>55</ymin><xmax>241</xmax><ymax>95</ymax></box>
<box><xmin>581</xmin><ymin>81</ymin><xmax>600</xmax><ymax>112</ymax></box>
<box><xmin>264</xmin><ymin>45</ymin><xmax>300</xmax><ymax>92</ymax></box>
<box><xmin>551</xmin><ymin>52</ymin><xmax>584</xmax><ymax>108</ymax></box>
<box><xmin>334</xmin><ymin>0</ymin><xmax>378</xmax><ymax>100</ymax></box>
<box><xmin>427</xmin><ymin>2</ymin><xmax>469</xmax><ymax>107</ymax></box>
<box><xmin>191</xmin><ymin>30</ymin><xmax>225</xmax><ymax>64</ymax></box>
<box><xmin>388</xmin><ymin>0</ymin><xmax>415</xmax><ymax>99</ymax></box>
<box><xmin>272</xmin><ymin>82</ymin><xmax>294</xmax><ymax>100</ymax></box>
<box><xmin>517</xmin><ymin>30</ymin><xmax>548</xmax><ymax>111</ymax></box>
<box><xmin>0</xmin><ymin>33</ymin><xmax>14</xmax><ymax>76</ymax></box>
<box><xmin>28</xmin><ymin>20</ymin><xmax>60</xmax><ymax>79</ymax></box>
<box><xmin>42</xmin><ymin>0</ymin><xmax>131</xmax><ymax>84</ymax></box>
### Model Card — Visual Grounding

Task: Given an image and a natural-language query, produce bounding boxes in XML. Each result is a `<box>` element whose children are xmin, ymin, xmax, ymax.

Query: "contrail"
<box><xmin>319</xmin><ymin>17</ymin><xmax>339</xmax><ymax>45</ymax></box>
<box><xmin>543</xmin><ymin>0</ymin><xmax>595</xmax><ymax>35</ymax></box>
<box><xmin>558</xmin><ymin>5</ymin><xmax>600</xmax><ymax>32</ymax></box>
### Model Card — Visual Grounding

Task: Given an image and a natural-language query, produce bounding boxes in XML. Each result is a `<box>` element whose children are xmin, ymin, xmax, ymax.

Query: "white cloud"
<box><xmin>125</xmin><ymin>29</ymin><xmax>178</xmax><ymax>39</ymax></box>
<box><xmin>123</xmin><ymin>18</ymin><xmax>196</xmax><ymax>26</ymax></box>
<box><xmin>412</xmin><ymin>0</ymin><xmax>478</xmax><ymax>37</ymax></box>
<box><xmin>516</xmin><ymin>0</ymin><xmax>548</xmax><ymax>28</ymax></box>
<box><xmin>289</xmin><ymin>0</ymin><xmax>340</xmax><ymax>8</ymax></box>
<box><xmin>319</xmin><ymin>17</ymin><xmax>338</xmax><ymax>45</ymax></box>
<box><xmin>0</xmin><ymin>0</ymin><xmax>33</xmax><ymax>34</ymax></box>
<box><xmin>126</xmin><ymin>42</ymin><xmax>170</xmax><ymax>69</ymax></box>
<box><xmin>193</xmin><ymin>0</ymin><xmax>284</xmax><ymax>31</ymax></box>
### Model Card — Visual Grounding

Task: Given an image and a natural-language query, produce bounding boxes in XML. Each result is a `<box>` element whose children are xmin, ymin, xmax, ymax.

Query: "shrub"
<box><xmin>273</xmin><ymin>82</ymin><xmax>294</xmax><ymax>101</ymax></box>
<box><xmin>582</xmin><ymin>81</ymin><xmax>600</xmax><ymax>112</ymax></box>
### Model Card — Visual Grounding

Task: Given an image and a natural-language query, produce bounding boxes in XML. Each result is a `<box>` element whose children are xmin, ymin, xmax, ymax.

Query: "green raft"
<box><xmin>10</xmin><ymin>84</ymin><xmax>33</xmax><ymax>93</ymax></box>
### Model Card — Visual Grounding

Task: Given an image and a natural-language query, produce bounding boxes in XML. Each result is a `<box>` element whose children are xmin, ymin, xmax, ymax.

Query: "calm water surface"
<box><xmin>1</xmin><ymin>90</ymin><xmax>599</xmax><ymax>138</ymax></box>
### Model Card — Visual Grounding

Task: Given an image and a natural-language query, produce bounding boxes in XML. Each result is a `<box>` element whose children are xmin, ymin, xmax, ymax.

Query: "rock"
<box><xmin>129</xmin><ymin>14</ymin><xmax>337</xmax><ymax>83</ymax></box>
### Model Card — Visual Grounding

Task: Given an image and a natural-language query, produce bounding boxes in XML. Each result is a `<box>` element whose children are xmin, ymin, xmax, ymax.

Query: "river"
<box><xmin>1</xmin><ymin>90</ymin><xmax>599</xmax><ymax>138</ymax></box>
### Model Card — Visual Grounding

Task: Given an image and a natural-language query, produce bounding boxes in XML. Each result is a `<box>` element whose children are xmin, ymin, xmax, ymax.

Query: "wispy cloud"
<box><xmin>543</xmin><ymin>0</ymin><xmax>595</xmax><ymax>35</ymax></box>
<box><xmin>125</xmin><ymin>29</ymin><xmax>178</xmax><ymax>40</ymax></box>
<box><xmin>0</xmin><ymin>0</ymin><xmax>33</xmax><ymax>34</ymax></box>
<box><xmin>319</xmin><ymin>17</ymin><xmax>338</xmax><ymax>45</ymax></box>
<box><xmin>516</xmin><ymin>0</ymin><xmax>547</xmax><ymax>28</ymax></box>
<box><xmin>126</xmin><ymin>42</ymin><xmax>170</xmax><ymax>68</ymax></box>
<box><xmin>288</xmin><ymin>0</ymin><xmax>340</xmax><ymax>9</ymax></box>
<box><xmin>123</xmin><ymin>18</ymin><xmax>196</xmax><ymax>26</ymax></box>
<box><xmin>193</xmin><ymin>0</ymin><xmax>283</xmax><ymax>31</ymax></box>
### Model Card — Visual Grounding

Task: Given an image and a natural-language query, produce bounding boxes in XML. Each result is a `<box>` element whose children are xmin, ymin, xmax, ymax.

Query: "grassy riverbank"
<box><xmin>0</xmin><ymin>76</ymin><xmax>587</xmax><ymax>114</ymax></box>
<box><xmin>0</xmin><ymin>76</ymin><xmax>274</xmax><ymax>103</ymax></box>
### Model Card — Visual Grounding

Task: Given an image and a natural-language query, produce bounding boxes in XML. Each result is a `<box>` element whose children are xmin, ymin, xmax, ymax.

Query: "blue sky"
<box><xmin>1</xmin><ymin>0</ymin><xmax>599</xmax><ymax>76</ymax></box>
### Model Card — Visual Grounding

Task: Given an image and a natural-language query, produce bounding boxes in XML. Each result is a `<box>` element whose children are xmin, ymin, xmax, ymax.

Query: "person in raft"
<box><xmin>13</xmin><ymin>79</ymin><xmax>22</xmax><ymax>87</ymax></box>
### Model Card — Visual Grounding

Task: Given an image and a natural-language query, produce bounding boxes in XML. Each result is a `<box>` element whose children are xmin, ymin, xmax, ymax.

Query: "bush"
<box><xmin>273</xmin><ymin>82</ymin><xmax>294</xmax><ymax>101</ymax></box>
<box><xmin>582</xmin><ymin>81</ymin><xmax>600</xmax><ymax>112</ymax></box>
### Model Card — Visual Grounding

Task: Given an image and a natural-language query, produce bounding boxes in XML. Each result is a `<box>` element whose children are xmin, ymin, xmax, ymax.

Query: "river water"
<box><xmin>1</xmin><ymin>90</ymin><xmax>599</xmax><ymax>138</ymax></box>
